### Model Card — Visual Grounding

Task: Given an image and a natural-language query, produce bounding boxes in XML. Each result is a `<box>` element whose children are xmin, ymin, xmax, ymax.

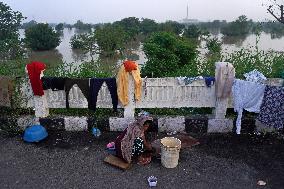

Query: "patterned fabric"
<box><xmin>34</xmin><ymin>95</ymin><xmax>49</xmax><ymax>118</ymax></box>
<box><xmin>232</xmin><ymin>79</ymin><xmax>266</xmax><ymax>134</ymax></box>
<box><xmin>244</xmin><ymin>69</ymin><xmax>267</xmax><ymax>84</ymax></box>
<box><xmin>176</xmin><ymin>76</ymin><xmax>203</xmax><ymax>85</ymax></box>
<box><xmin>132</xmin><ymin>137</ymin><xmax>144</xmax><ymax>156</ymax></box>
<box><xmin>257</xmin><ymin>86</ymin><xmax>284</xmax><ymax>129</ymax></box>
<box><xmin>119</xmin><ymin>115</ymin><xmax>153</xmax><ymax>163</ymax></box>
<box><xmin>215</xmin><ymin>62</ymin><xmax>235</xmax><ymax>99</ymax></box>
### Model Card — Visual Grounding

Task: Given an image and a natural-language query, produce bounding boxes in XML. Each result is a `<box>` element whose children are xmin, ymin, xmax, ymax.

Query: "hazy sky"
<box><xmin>2</xmin><ymin>0</ymin><xmax>278</xmax><ymax>24</ymax></box>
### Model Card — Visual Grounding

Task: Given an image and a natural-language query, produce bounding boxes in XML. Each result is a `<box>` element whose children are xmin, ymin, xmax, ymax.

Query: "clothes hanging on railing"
<box><xmin>204</xmin><ymin>77</ymin><xmax>215</xmax><ymax>87</ymax></box>
<box><xmin>215</xmin><ymin>62</ymin><xmax>235</xmax><ymax>99</ymax></box>
<box><xmin>176</xmin><ymin>76</ymin><xmax>203</xmax><ymax>85</ymax></box>
<box><xmin>26</xmin><ymin>62</ymin><xmax>46</xmax><ymax>96</ymax></box>
<box><xmin>117</xmin><ymin>61</ymin><xmax>142</xmax><ymax>106</ymax></box>
<box><xmin>232</xmin><ymin>79</ymin><xmax>266</xmax><ymax>134</ymax></box>
<box><xmin>89</xmin><ymin>78</ymin><xmax>118</xmax><ymax>112</ymax></box>
<box><xmin>42</xmin><ymin>77</ymin><xmax>66</xmax><ymax>91</ymax></box>
<box><xmin>25</xmin><ymin>62</ymin><xmax>49</xmax><ymax>118</ymax></box>
<box><xmin>65</xmin><ymin>78</ymin><xmax>90</xmax><ymax>108</ymax></box>
<box><xmin>0</xmin><ymin>76</ymin><xmax>14</xmax><ymax>107</ymax></box>
<box><xmin>244</xmin><ymin>69</ymin><xmax>267</xmax><ymax>84</ymax></box>
<box><xmin>257</xmin><ymin>85</ymin><xmax>284</xmax><ymax>129</ymax></box>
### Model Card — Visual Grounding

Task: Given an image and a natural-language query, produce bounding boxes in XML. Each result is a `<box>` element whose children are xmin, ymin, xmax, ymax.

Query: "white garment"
<box><xmin>232</xmin><ymin>79</ymin><xmax>265</xmax><ymax>134</ymax></box>
<box><xmin>244</xmin><ymin>69</ymin><xmax>267</xmax><ymax>84</ymax></box>
<box><xmin>34</xmin><ymin>95</ymin><xmax>49</xmax><ymax>118</ymax></box>
<box><xmin>24</xmin><ymin>70</ymin><xmax>49</xmax><ymax>118</ymax></box>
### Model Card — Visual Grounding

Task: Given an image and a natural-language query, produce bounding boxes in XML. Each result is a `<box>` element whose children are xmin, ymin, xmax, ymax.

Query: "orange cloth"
<box><xmin>117</xmin><ymin>62</ymin><xmax>142</xmax><ymax>106</ymax></box>
<box><xmin>123</xmin><ymin>60</ymin><xmax>137</xmax><ymax>72</ymax></box>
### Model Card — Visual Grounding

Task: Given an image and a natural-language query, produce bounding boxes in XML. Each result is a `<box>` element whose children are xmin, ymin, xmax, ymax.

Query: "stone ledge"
<box><xmin>208</xmin><ymin>118</ymin><xmax>234</xmax><ymax>133</ymax></box>
<box><xmin>1</xmin><ymin>115</ymin><xmax>280</xmax><ymax>135</ymax></box>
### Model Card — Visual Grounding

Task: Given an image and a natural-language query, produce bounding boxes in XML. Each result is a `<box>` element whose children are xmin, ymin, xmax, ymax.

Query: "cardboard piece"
<box><xmin>104</xmin><ymin>154</ymin><xmax>131</xmax><ymax>170</ymax></box>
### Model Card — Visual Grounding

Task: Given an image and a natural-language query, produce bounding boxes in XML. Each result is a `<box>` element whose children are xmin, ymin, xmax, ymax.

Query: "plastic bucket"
<box><xmin>160</xmin><ymin>137</ymin><xmax>181</xmax><ymax>168</ymax></box>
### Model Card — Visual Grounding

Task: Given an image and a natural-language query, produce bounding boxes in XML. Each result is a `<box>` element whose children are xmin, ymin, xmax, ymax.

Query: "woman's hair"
<box><xmin>143</xmin><ymin>120</ymin><xmax>158</xmax><ymax>133</ymax></box>
<box><xmin>143</xmin><ymin>120</ymin><xmax>153</xmax><ymax>126</ymax></box>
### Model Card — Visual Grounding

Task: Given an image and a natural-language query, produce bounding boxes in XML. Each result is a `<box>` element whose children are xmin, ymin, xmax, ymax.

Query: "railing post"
<box><xmin>214</xmin><ymin>97</ymin><xmax>228</xmax><ymax>119</ymax></box>
<box><xmin>123</xmin><ymin>74</ymin><xmax>135</xmax><ymax>118</ymax></box>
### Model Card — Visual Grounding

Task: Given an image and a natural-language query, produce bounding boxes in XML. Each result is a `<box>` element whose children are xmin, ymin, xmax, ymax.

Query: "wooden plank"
<box><xmin>104</xmin><ymin>155</ymin><xmax>131</xmax><ymax>170</ymax></box>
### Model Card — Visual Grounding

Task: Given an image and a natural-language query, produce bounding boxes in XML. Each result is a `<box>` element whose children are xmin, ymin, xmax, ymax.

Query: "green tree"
<box><xmin>25</xmin><ymin>23</ymin><xmax>61</xmax><ymax>51</ymax></box>
<box><xmin>70</xmin><ymin>32</ymin><xmax>98</xmax><ymax>61</ymax></box>
<box><xmin>74</xmin><ymin>20</ymin><xmax>92</xmax><ymax>31</ymax></box>
<box><xmin>113</xmin><ymin>17</ymin><xmax>140</xmax><ymax>40</ymax></box>
<box><xmin>95</xmin><ymin>24</ymin><xmax>127</xmax><ymax>56</ymax></box>
<box><xmin>184</xmin><ymin>25</ymin><xmax>203</xmax><ymax>39</ymax></box>
<box><xmin>140</xmin><ymin>18</ymin><xmax>159</xmax><ymax>35</ymax></box>
<box><xmin>55</xmin><ymin>23</ymin><xmax>64</xmax><ymax>32</ymax></box>
<box><xmin>0</xmin><ymin>2</ymin><xmax>26</xmax><ymax>60</ymax></box>
<box><xmin>21</xmin><ymin>20</ymin><xmax>37</xmax><ymax>29</ymax></box>
<box><xmin>142</xmin><ymin>32</ymin><xmax>198</xmax><ymax>77</ymax></box>
<box><xmin>158</xmin><ymin>21</ymin><xmax>185</xmax><ymax>35</ymax></box>
<box><xmin>221</xmin><ymin>15</ymin><xmax>250</xmax><ymax>36</ymax></box>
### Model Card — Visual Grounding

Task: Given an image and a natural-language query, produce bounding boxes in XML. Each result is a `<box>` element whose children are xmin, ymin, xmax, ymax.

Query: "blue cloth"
<box><xmin>204</xmin><ymin>77</ymin><xmax>215</xmax><ymax>87</ymax></box>
<box><xmin>257</xmin><ymin>86</ymin><xmax>284</xmax><ymax>129</ymax></box>
<box><xmin>89</xmin><ymin>78</ymin><xmax>118</xmax><ymax>112</ymax></box>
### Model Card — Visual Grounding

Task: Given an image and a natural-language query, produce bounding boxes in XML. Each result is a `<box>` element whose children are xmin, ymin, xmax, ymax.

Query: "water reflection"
<box><xmin>222</xmin><ymin>35</ymin><xmax>247</xmax><ymax>47</ymax></box>
<box><xmin>270</xmin><ymin>32</ymin><xmax>284</xmax><ymax>39</ymax></box>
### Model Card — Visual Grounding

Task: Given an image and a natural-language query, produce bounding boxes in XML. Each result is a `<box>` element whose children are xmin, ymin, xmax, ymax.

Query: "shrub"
<box><xmin>142</xmin><ymin>32</ymin><xmax>198</xmax><ymax>77</ymax></box>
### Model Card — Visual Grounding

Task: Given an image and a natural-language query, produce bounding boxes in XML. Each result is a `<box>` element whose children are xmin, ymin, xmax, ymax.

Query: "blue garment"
<box><xmin>89</xmin><ymin>78</ymin><xmax>118</xmax><ymax>112</ymax></box>
<box><xmin>204</xmin><ymin>77</ymin><xmax>215</xmax><ymax>87</ymax></box>
<box><xmin>257</xmin><ymin>85</ymin><xmax>284</xmax><ymax>129</ymax></box>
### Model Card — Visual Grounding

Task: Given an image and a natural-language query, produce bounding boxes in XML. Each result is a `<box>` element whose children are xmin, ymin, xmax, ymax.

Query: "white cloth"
<box><xmin>34</xmin><ymin>95</ymin><xmax>49</xmax><ymax>118</ymax></box>
<box><xmin>244</xmin><ymin>69</ymin><xmax>267</xmax><ymax>84</ymax></box>
<box><xmin>232</xmin><ymin>79</ymin><xmax>265</xmax><ymax>134</ymax></box>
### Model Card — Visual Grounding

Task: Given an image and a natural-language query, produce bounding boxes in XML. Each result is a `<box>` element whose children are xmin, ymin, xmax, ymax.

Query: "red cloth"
<box><xmin>26</xmin><ymin>61</ymin><xmax>46</xmax><ymax>96</ymax></box>
<box><xmin>114</xmin><ymin>128</ymin><xmax>128</xmax><ymax>162</ymax></box>
<box><xmin>123</xmin><ymin>60</ymin><xmax>137</xmax><ymax>72</ymax></box>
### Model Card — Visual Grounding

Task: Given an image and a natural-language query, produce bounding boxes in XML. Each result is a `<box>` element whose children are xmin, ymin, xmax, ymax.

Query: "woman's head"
<box><xmin>136</xmin><ymin>115</ymin><xmax>153</xmax><ymax>131</ymax></box>
<box><xmin>143</xmin><ymin>120</ymin><xmax>153</xmax><ymax>132</ymax></box>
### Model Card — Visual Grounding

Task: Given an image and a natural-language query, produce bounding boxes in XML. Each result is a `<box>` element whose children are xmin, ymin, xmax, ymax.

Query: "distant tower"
<box><xmin>186</xmin><ymin>4</ymin><xmax>189</xmax><ymax>19</ymax></box>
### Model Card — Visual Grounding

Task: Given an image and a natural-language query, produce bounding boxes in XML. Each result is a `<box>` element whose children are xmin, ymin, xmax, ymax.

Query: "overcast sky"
<box><xmin>2</xmin><ymin>0</ymin><xmax>279</xmax><ymax>24</ymax></box>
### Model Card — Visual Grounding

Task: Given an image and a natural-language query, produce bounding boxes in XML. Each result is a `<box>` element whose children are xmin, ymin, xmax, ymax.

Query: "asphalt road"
<box><xmin>0</xmin><ymin>131</ymin><xmax>283</xmax><ymax>189</ymax></box>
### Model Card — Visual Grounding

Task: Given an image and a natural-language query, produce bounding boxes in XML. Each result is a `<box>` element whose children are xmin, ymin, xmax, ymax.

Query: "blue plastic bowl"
<box><xmin>23</xmin><ymin>125</ymin><xmax>48</xmax><ymax>142</ymax></box>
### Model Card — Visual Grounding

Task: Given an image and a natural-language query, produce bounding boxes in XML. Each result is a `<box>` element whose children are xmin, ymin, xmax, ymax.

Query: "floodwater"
<box><xmin>19</xmin><ymin>28</ymin><xmax>284</xmax><ymax>71</ymax></box>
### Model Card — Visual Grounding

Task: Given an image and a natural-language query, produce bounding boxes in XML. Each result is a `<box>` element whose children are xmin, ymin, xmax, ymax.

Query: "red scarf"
<box><xmin>26</xmin><ymin>61</ymin><xmax>46</xmax><ymax>96</ymax></box>
<box><xmin>123</xmin><ymin>60</ymin><xmax>137</xmax><ymax>72</ymax></box>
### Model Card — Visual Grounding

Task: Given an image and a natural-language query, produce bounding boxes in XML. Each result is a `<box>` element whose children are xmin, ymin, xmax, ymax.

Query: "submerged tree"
<box><xmin>221</xmin><ymin>15</ymin><xmax>250</xmax><ymax>36</ymax></box>
<box><xmin>25</xmin><ymin>23</ymin><xmax>61</xmax><ymax>51</ymax></box>
<box><xmin>94</xmin><ymin>24</ymin><xmax>128</xmax><ymax>56</ymax></box>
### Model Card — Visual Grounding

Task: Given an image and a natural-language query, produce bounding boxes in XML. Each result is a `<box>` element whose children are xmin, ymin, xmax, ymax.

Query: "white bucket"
<box><xmin>160</xmin><ymin>137</ymin><xmax>181</xmax><ymax>168</ymax></box>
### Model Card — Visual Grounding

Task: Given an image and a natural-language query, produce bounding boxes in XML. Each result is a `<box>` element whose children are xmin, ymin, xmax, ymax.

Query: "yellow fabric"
<box><xmin>117</xmin><ymin>63</ymin><xmax>142</xmax><ymax>106</ymax></box>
